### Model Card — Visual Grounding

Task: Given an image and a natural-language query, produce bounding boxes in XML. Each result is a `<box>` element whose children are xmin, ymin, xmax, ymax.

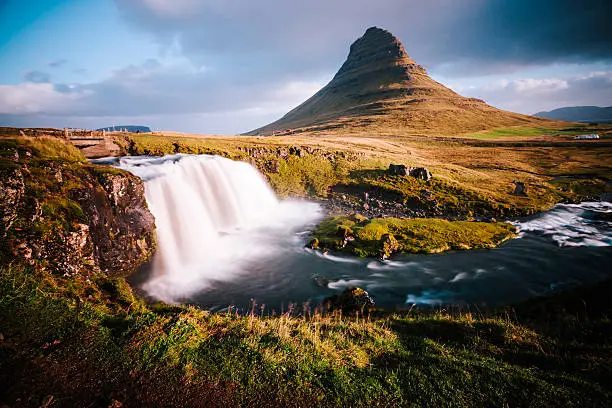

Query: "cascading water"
<box><xmin>93</xmin><ymin>154</ymin><xmax>612</xmax><ymax>310</ymax></box>
<box><xmin>113</xmin><ymin>154</ymin><xmax>322</xmax><ymax>302</ymax></box>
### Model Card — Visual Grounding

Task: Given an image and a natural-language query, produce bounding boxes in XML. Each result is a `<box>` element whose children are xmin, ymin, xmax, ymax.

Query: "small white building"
<box><xmin>574</xmin><ymin>134</ymin><xmax>600</xmax><ymax>140</ymax></box>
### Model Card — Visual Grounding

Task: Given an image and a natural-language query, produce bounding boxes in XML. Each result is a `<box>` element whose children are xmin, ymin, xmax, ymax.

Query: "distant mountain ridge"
<box><xmin>97</xmin><ymin>125</ymin><xmax>151</xmax><ymax>133</ymax></box>
<box><xmin>246</xmin><ymin>27</ymin><xmax>553</xmax><ymax>136</ymax></box>
<box><xmin>534</xmin><ymin>106</ymin><xmax>612</xmax><ymax>123</ymax></box>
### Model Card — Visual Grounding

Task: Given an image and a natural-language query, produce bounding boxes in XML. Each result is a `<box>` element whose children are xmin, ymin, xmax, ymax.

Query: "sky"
<box><xmin>1</xmin><ymin>0</ymin><xmax>611</xmax><ymax>134</ymax></box>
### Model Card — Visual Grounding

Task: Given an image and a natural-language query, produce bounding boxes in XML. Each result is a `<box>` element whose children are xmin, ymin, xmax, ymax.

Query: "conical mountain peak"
<box><xmin>246</xmin><ymin>28</ymin><xmax>550</xmax><ymax>136</ymax></box>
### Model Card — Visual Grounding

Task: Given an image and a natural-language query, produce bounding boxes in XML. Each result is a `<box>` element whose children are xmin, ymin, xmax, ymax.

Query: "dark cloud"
<box><xmin>48</xmin><ymin>59</ymin><xmax>68</xmax><ymax>68</ymax></box>
<box><xmin>115</xmin><ymin>0</ymin><xmax>612</xmax><ymax>77</ymax></box>
<box><xmin>24</xmin><ymin>70</ymin><xmax>50</xmax><ymax>83</ymax></box>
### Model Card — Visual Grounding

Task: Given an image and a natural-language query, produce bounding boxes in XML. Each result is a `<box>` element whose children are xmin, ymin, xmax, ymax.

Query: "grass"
<box><xmin>312</xmin><ymin>215</ymin><xmax>516</xmax><ymax>257</ymax></box>
<box><xmin>462</xmin><ymin>126</ymin><xmax>593</xmax><ymax>140</ymax></box>
<box><xmin>114</xmin><ymin>131</ymin><xmax>612</xmax><ymax>215</ymax></box>
<box><xmin>1</xmin><ymin>264</ymin><xmax>611</xmax><ymax>407</ymax></box>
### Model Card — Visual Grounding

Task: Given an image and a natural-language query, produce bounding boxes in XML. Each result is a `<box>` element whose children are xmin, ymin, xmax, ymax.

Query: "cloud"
<box><xmin>23</xmin><ymin>70</ymin><xmax>51</xmax><ymax>83</ymax></box>
<box><xmin>48</xmin><ymin>59</ymin><xmax>68</xmax><ymax>68</ymax></box>
<box><xmin>0</xmin><ymin>59</ymin><xmax>326</xmax><ymax>133</ymax></box>
<box><xmin>115</xmin><ymin>0</ymin><xmax>612</xmax><ymax>77</ymax></box>
<box><xmin>0</xmin><ymin>82</ymin><xmax>85</xmax><ymax>114</ymax></box>
<box><xmin>450</xmin><ymin>71</ymin><xmax>612</xmax><ymax>114</ymax></box>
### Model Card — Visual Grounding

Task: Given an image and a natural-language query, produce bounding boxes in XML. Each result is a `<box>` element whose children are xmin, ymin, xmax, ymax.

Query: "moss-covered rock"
<box><xmin>312</xmin><ymin>214</ymin><xmax>516</xmax><ymax>257</ymax></box>
<box><xmin>0</xmin><ymin>136</ymin><xmax>155</xmax><ymax>277</ymax></box>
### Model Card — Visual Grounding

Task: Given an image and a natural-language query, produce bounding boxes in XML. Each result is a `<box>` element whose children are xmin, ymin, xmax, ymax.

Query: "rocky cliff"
<box><xmin>247</xmin><ymin>27</ymin><xmax>554</xmax><ymax>136</ymax></box>
<box><xmin>0</xmin><ymin>136</ymin><xmax>155</xmax><ymax>277</ymax></box>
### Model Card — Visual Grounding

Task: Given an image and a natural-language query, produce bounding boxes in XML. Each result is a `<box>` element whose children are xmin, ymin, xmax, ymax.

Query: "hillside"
<box><xmin>246</xmin><ymin>27</ymin><xmax>554</xmax><ymax>136</ymax></box>
<box><xmin>535</xmin><ymin>106</ymin><xmax>612</xmax><ymax>123</ymax></box>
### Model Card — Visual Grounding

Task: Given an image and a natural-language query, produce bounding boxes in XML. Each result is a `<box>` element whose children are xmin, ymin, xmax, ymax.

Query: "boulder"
<box><xmin>380</xmin><ymin>233</ymin><xmax>399</xmax><ymax>259</ymax></box>
<box><xmin>409</xmin><ymin>167</ymin><xmax>432</xmax><ymax>181</ymax></box>
<box><xmin>512</xmin><ymin>181</ymin><xmax>528</xmax><ymax>196</ymax></box>
<box><xmin>388</xmin><ymin>163</ymin><xmax>408</xmax><ymax>176</ymax></box>
<box><xmin>388</xmin><ymin>164</ymin><xmax>432</xmax><ymax>181</ymax></box>
<box><xmin>323</xmin><ymin>287</ymin><xmax>375</xmax><ymax>313</ymax></box>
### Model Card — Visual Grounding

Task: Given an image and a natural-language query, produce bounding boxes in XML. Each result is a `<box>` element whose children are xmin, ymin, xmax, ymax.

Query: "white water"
<box><xmin>115</xmin><ymin>154</ymin><xmax>323</xmax><ymax>303</ymax></box>
<box><xmin>514</xmin><ymin>201</ymin><xmax>612</xmax><ymax>247</ymax></box>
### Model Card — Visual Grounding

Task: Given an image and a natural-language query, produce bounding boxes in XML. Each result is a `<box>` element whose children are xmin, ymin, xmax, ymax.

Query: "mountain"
<box><xmin>534</xmin><ymin>106</ymin><xmax>612</xmax><ymax>123</ymax></box>
<box><xmin>246</xmin><ymin>27</ymin><xmax>553</xmax><ymax>136</ymax></box>
<box><xmin>97</xmin><ymin>125</ymin><xmax>151</xmax><ymax>133</ymax></box>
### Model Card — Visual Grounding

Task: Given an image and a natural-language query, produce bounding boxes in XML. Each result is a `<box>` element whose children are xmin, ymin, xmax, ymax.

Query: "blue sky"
<box><xmin>1</xmin><ymin>0</ymin><xmax>611</xmax><ymax>133</ymax></box>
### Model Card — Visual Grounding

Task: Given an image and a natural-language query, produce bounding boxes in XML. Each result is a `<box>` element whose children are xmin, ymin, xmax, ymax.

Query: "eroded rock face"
<box><xmin>0</xmin><ymin>163</ymin><xmax>25</xmax><ymax>235</ymax></box>
<box><xmin>0</xmin><ymin>145</ymin><xmax>155</xmax><ymax>277</ymax></box>
<box><xmin>70</xmin><ymin>170</ymin><xmax>156</xmax><ymax>274</ymax></box>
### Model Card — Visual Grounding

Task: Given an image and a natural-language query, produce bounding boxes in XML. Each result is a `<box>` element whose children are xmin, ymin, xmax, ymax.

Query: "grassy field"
<box><xmin>111</xmin><ymin>130</ymin><xmax>612</xmax><ymax>214</ymax></box>
<box><xmin>461</xmin><ymin>126</ymin><xmax>598</xmax><ymax>140</ymax></box>
<box><xmin>1</xmin><ymin>264</ymin><xmax>611</xmax><ymax>407</ymax></box>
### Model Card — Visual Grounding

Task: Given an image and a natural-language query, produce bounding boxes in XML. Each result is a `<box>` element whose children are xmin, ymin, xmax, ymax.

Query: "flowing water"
<box><xmin>99</xmin><ymin>154</ymin><xmax>612</xmax><ymax>311</ymax></box>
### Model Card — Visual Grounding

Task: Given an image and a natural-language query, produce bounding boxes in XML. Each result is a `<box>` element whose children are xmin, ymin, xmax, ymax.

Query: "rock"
<box><xmin>388</xmin><ymin>163</ymin><xmax>408</xmax><ymax>176</ymax></box>
<box><xmin>313</xmin><ymin>275</ymin><xmax>330</xmax><ymax>288</ymax></box>
<box><xmin>0</xmin><ymin>167</ymin><xmax>24</xmax><ymax>236</ymax></box>
<box><xmin>108</xmin><ymin>400</ymin><xmax>123</xmax><ymax>408</ymax></box>
<box><xmin>323</xmin><ymin>287</ymin><xmax>375</xmax><ymax>313</ymax></box>
<box><xmin>264</xmin><ymin>159</ymin><xmax>280</xmax><ymax>174</ymax></box>
<box><xmin>277</xmin><ymin>148</ymin><xmax>289</xmax><ymax>159</ymax></box>
<box><xmin>380</xmin><ymin>233</ymin><xmax>399</xmax><ymax>259</ymax></box>
<box><xmin>307</xmin><ymin>238</ymin><xmax>319</xmax><ymax>249</ymax></box>
<box><xmin>512</xmin><ymin>181</ymin><xmax>528</xmax><ymax>196</ymax></box>
<box><xmin>388</xmin><ymin>164</ymin><xmax>432</xmax><ymax>181</ymax></box>
<box><xmin>336</xmin><ymin>225</ymin><xmax>353</xmax><ymax>238</ymax></box>
<box><xmin>409</xmin><ymin>167</ymin><xmax>432</xmax><ymax>181</ymax></box>
<box><xmin>1</xmin><ymin>153</ymin><xmax>155</xmax><ymax>277</ymax></box>
<box><xmin>79</xmin><ymin>170</ymin><xmax>156</xmax><ymax>275</ymax></box>
<box><xmin>601</xmin><ymin>193</ymin><xmax>612</xmax><ymax>202</ymax></box>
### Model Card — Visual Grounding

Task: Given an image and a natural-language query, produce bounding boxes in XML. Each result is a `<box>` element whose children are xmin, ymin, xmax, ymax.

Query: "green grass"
<box><xmin>464</xmin><ymin>126</ymin><xmax>589</xmax><ymax>140</ymax></box>
<box><xmin>1</xmin><ymin>264</ymin><xmax>610</xmax><ymax>407</ymax></box>
<box><xmin>313</xmin><ymin>215</ymin><xmax>516</xmax><ymax>257</ymax></box>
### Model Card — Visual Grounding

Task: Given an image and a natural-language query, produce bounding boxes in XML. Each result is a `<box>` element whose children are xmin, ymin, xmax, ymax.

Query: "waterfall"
<box><xmin>116</xmin><ymin>154</ymin><xmax>322</xmax><ymax>303</ymax></box>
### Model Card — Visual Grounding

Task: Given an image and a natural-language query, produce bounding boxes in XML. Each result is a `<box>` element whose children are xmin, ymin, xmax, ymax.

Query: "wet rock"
<box><xmin>307</xmin><ymin>238</ymin><xmax>319</xmax><ymax>249</ymax></box>
<box><xmin>512</xmin><ymin>181</ymin><xmax>528</xmax><ymax>196</ymax></box>
<box><xmin>380</xmin><ymin>233</ymin><xmax>399</xmax><ymax>259</ymax></box>
<box><xmin>313</xmin><ymin>275</ymin><xmax>330</xmax><ymax>288</ymax></box>
<box><xmin>323</xmin><ymin>287</ymin><xmax>375</xmax><ymax>313</ymax></box>
<box><xmin>600</xmin><ymin>193</ymin><xmax>612</xmax><ymax>203</ymax></box>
